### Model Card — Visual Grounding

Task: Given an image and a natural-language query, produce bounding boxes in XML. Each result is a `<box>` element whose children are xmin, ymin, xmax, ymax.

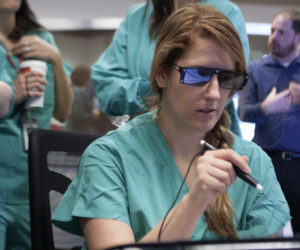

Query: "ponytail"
<box><xmin>204</xmin><ymin>110</ymin><xmax>239</xmax><ymax>239</ymax></box>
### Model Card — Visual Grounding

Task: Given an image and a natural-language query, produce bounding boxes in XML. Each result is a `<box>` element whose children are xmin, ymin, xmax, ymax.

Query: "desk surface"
<box><xmin>109</xmin><ymin>238</ymin><xmax>300</xmax><ymax>250</ymax></box>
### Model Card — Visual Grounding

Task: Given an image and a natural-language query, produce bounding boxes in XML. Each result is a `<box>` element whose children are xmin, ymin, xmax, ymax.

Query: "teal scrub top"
<box><xmin>52</xmin><ymin>111</ymin><xmax>290</xmax><ymax>248</ymax></box>
<box><xmin>0</xmin><ymin>30</ymin><xmax>71</xmax><ymax>204</ymax></box>
<box><xmin>0</xmin><ymin>47</ymin><xmax>14</xmax><ymax>118</ymax></box>
<box><xmin>91</xmin><ymin>0</ymin><xmax>250</xmax><ymax>117</ymax></box>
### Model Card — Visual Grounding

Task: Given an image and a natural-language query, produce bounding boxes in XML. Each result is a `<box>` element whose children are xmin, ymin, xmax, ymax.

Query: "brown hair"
<box><xmin>146</xmin><ymin>0</ymin><xmax>174</xmax><ymax>39</ymax></box>
<box><xmin>9</xmin><ymin>0</ymin><xmax>44</xmax><ymax>42</ymax></box>
<box><xmin>150</xmin><ymin>4</ymin><xmax>247</xmax><ymax>239</ymax></box>
<box><xmin>275</xmin><ymin>9</ymin><xmax>300</xmax><ymax>34</ymax></box>
<box><xmin>71</xmin><ymin>65</ymin><xmax>91</xmax><ymax>87</ymax></box>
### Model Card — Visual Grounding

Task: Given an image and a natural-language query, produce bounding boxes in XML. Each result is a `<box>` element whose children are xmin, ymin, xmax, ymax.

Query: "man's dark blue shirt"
<box><xmin>238</xmin><ymin>53</ymin><xmax>300</xmax><ymax>151</ymax></box>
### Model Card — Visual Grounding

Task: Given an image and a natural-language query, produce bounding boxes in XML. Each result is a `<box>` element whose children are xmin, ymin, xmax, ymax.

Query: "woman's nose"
<box><xmin>204</xmin><ymin>74</ymin><xmax>221</xmax><ymax>99</ymax></box>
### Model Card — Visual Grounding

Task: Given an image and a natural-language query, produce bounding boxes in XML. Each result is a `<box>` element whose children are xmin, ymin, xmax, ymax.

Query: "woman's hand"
<box><xmin>261</xmin><ymin>87</ymin><xmax>291</xmax><ymax>115</ymax></box>
<box><xmin>11</xmin><ymin>35</ymin><xmax>59</xmax><ymax>63</ymax></box>
<box><xmin>289</xmin><ymin>81</ymin><xmax>300</xmax><ymax>105</ymax></box>
<box><xmin>14</xmin><ymin>71</ymin><xmax>48</xmax><ymax>104</ymax></box>
<box><xmin>188</xmin><ymin>149</ymin><xmax>250</xmax><ymax>208</ymax></box>
<box><xmin>12</xmin><ymin>35</ymin><xmax>73</xmax><ymax>121</ymax></box>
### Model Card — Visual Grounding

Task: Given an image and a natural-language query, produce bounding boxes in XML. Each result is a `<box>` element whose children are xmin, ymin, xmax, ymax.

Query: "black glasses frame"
<box><xmin>171</xmin><ymin>64</ymin><xmax>248</xmax><ymax>90</ymax></box>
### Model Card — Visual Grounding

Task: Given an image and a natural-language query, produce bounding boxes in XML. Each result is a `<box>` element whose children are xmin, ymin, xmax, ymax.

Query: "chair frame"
<box><xmin>28</xmin><ymin>128</ymin><xmax>99</xmax><ymax>250</ymax></box>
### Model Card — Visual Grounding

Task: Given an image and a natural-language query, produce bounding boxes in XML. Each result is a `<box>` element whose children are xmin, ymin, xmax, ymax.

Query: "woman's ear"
<box><xmin>155</xmin><ymin>66</ymin><xmax>168</xmax><ymax>88</ymax></box>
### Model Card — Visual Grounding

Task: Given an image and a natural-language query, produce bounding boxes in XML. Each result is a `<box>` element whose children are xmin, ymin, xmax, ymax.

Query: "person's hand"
<box><xmin>261</xmin><ymin>87</ymin><xmax>291</xmax><ymax>115</ymax></box>
<box><xmin>188</xmin><ymin>149</ymin><xmax>250</xmax><ymax>208</ymax></box>
<box><xmin>289</xmin><ymin>81</ymin><xmax>300</xmax><ymax>105</ymax></box>
<box><xmin>14</xmin><ymin>71</ymin><xmax>48</xmax><ymax>104</ymax></box>
<box><xmin>11</xmin><ymin>35</ymin><xmax>59</xmax><ymax>63</ymax></box>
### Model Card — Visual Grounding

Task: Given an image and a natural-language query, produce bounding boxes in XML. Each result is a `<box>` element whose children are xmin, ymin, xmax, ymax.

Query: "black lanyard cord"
<box><xmin>157</xmin><ymin>150</ymin><xmax>203</xmax><ymax>242</ymax></box>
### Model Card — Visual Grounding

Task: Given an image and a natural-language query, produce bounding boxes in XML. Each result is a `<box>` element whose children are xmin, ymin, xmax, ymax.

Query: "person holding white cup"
<box><xmin>20</xmin><ymin>59</ymin><xmax>48</xmax><ymax>109</ymax></box>
<box><xmin>0</xmin><ymin>0</ymin><xmax>73</xmax><ymax>249</ymax></box>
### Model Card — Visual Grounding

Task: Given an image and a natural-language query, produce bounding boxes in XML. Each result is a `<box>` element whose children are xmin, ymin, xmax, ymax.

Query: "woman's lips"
<box><xmin>198</xmin><ymin>108</ymin><xmax>216</xmax><ymax>113</ymax></box>
<box><xmin>197</xmin><ymin>108</ymin><xmax>216</xmax><ymax>117</ymax></box>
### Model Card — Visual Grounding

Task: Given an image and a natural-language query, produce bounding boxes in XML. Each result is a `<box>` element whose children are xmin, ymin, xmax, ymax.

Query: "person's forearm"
<box><xmin>93</xmin><ymin>74</ymin><xmax>149</xmax><ymax>116</ymax></box>
<box><xmin>51</xmin><ymin>52</ymin><xmax>73</xmax><ymax>122</ymax></box>
<box><xmin>139</xmin><ymin>195</ymin><xmax>206</xmax><ymax>243</ymax></box>
<box><xmin>0</xmin><ymin>82</ymin><xmax>13</xmax><ymax>118</ymax></box>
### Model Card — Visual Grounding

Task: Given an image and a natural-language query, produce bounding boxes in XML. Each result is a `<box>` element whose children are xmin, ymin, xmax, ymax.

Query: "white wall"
<box><xmin>28</xmin><ymin>0</ymin><xmax>300</xmax><ymax>24</ymax></box>
<box><xmin>232</xmin><ymin>0</ymin><xmax>300</xmax><ymax>23</ymax></box>
<box><xmin>53</xmin><ymin>30</ymin><xmax>114</xmax><ymax>67</ymax></box>
<box><xmin>26</xmin><ymin>0</ymin><xmax>299</xmax><ymax>66</ymax></box>
<box><xmin>27</xmin><ymin>0</ymin><xmax>145</xmax><ymax>19</ymax></box>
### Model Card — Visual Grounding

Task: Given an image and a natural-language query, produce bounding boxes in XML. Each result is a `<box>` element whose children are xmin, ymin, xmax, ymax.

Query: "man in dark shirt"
<box><xmin>238</xmin><ymin>9</ymin><xmax>300</xmax><ymax>235</ymax></box>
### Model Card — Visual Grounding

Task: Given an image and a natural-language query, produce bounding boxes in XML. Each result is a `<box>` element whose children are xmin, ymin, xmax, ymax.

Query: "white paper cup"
<box><xmin>21</xmin><ymin>60</ymin><xmax>47</xmax><ymax>109</ymax></box>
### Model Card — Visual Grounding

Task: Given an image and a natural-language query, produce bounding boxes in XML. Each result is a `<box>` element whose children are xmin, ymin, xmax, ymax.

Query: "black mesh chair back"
<box><xmin>28</xmin><ymin>128</ymin><xmax>100</xmax><ymax>250</ymax></box>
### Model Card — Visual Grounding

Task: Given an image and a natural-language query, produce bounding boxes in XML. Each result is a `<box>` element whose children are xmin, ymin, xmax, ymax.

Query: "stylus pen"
<box><xmin>200</xmin><ymin>140</ymin><xmax>263</xmax><ymax>191</ymax></box>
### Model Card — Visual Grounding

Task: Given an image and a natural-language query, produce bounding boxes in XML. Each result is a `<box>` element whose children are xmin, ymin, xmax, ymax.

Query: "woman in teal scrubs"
<box><xmin>53</xmin><ymin>5</ymin><xmax>290</xmax><ymax>249</ymax></box>
<box><xmin>91</xmin><ymin>0</ymin><xmax>250</xmax><ymax>135</ymax></box>
<box><xmin>0</xmin><ymin>0</ymin><xmax>73</xmax><ymax>249</ymax></box>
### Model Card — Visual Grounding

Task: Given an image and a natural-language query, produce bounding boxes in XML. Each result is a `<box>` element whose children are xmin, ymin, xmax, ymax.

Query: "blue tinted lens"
<box><xmin>183</xmin><ymin>68</ymin><xmax>212</xmax><ymax>85</ymax></box>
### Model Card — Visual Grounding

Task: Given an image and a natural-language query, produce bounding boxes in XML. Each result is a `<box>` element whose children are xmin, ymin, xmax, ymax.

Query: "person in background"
<box><xmin>64</xmin><ymin>65</ymin><xmax>115</xmax><ymax>135</ymax></box>
<box><xmin>91</xmin><ymin>0</ymin><xmax>250</xmax><ymax>135</ymax></box>
<box><xmin>0</xmin><ymin>48</ymin><xmax>13</xmax><ymax>119</ymax></box>
<box><xmin>238</xmin><ymin>9</ymin><xmax>300</xmax><ymax>235</ymax></box>
<box><xmin>52</xmin><ymin>5</ymin><xmax>289</xmax><ymax>250</ymax></box>
<box><xmin>0</xmin><ymin>0</ymin><xmax>73</xmax><ymax>248</ymax></box>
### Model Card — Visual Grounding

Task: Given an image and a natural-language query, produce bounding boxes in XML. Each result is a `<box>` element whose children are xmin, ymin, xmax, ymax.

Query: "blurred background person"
<box><xmin>64</xmin><ymin>65</ymin><xmax>115</xmax><ymax>135</ymax></box>
<box><xmin>238</xmin><ymin>9</ymin><xmax>300</xmax><ymax>235</ymax></box>
<box><xmin>0</xmin><ymin>0</ymin><xmax>73</xmax><ymax>248</ymax></box>
<box><xmin>91</xmin><ymin>0</ymin><xmax>250</xmax><ymax>135</ymax></box>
